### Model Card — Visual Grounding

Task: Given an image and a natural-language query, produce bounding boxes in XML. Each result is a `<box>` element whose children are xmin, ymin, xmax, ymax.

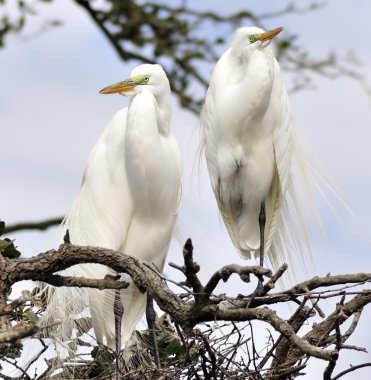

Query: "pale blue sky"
<box><xmin>1</xmin><ymin>0</ymin><xmax>370</xmax><ymax>378</ymax></box>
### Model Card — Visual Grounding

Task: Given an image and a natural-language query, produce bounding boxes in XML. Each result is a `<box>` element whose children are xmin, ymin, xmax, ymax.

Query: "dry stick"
<box><xmin>304</xmin><ymin>286</ymin><xmax>326</xmax><ymax>318</ymax></box>
<box><xmin>331</xmin><ymin>362</ymin><xmax>371</xmax><ymax>380</ymax></box>
<box><xmin>323</xmin><ymin>347</ymin><xmax>337</xmax><ymax>379</ymax></box>
<box><xmin>242</xmin><ymin>264</ymin><xmax>288</xmax><ymax>308</ymax></box>
<box><xmin>174</xmin><ymin>322</ymin><xmax>191</xmax><ymax>366</ymax></box>
<box><xmin>0</xmin><ymin>294</ymin><xmax>30</xmax><ymax>316</ymax></box>
<box><xmin>271</xmin><ymin>363</ymin><xmax>307</xmax><ymax>379</ymax></box>
<box><xmin>285</xmin><ymin>275</ymin><xmax>371</xmax><ymax>295</ymax></box>
<box><xmin>262</xmin><ymin>297</ymin><xmax>312</xmax><ymax>370</ymax></box>
<box><xmin>199</xmin><ymin>347</ymin><xmax>211</xmax><ymax>379</ymax></box>
<box><xmin>0</xmin><ymin>356</ymin><xmax>32</xmax><ymax>380</ymax></box>
<box><xmin>170</xmin><ymin>238</ymin><xmax>212</xmax><ymax>309</ymax></box>
<box><xmin>248</xmin><ymin>320</ymin><xmax>260</xmax><ymax>377</ymax></box>
<box><xmin>247</xmin><ymin>278</ymin><xmax>371</xmax><ymax>308</ymax></box>
<box><xmin>22</xmin><ymin>338</ymin><xmax>49</xmax><ymax>377</ymax></box>
<box><xmin>212</xmin><ymin>306</ymin><xmax>338</xmax><ymax>361</ymax></box>
<box><xmin>341</xmin><ymin>309</ymin><xmax>363</xmax><ymax>341</ymax></box>
<box><xmin>3</xmin><ymin>217</ymin><xmax>64</xmax><ymax>234</ymax></box>
<box><xmin>323</xmin><ymin>294</ymin><xmax>346</xmax><ymax>380</ymax></box>
<box><xmin>197</xmin><ymin>331</ymin><xmax>217</xmax><ymax>378</ymax></box>
<box><xmin>38</xmin><ymin>274</ymin><xmax>129</xmax><ymax>290</ymax></box>
<box><xmin>282</xmin><ymin>291</ymin><xmax>371</xmax><ymax>367</ymax></box>
<box><xmin>146</xmin><ymin>262</ymin><xmax>194</xmax><ymax>295</ymax></box>
<box><xmin>222</xmin><ymin>321</ymin><xmax>243</xmax><ymax>372</ymax></box>
<box><xmin>340</xmin><ymin>344</ymin><xmax>367</xmax><ymax>352</ymax></box>
<box><xmin>0</xmin><ymin>324</ymin><xmax>39</xmax><ymax>344</ymax></box>
<box><xmin>317</xmin><ymin>308</ymin><xmax>365</xmax><ymax>353</ymax></box>
<box><xmin>204</xmin><ymin>264</ymin><xmax>271</xmax><ymax>296</ymax></box>
<box><xmin>260</xmin><ymin>264</ymin><xmax>288</xmax><ymax>296</ymax></box>
<box><xmin>180</xmin><ymin>238</ymin><xmax>205</xmax><ymax>296</ymax></box>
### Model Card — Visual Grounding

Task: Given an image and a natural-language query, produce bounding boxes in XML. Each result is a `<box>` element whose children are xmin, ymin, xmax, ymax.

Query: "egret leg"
<box><xmin>114</xmin><ymin>288</ymin><xmax>124</xmax><ymax>378</ymax></box>
<box><xmin>259</xmin><ymin>200</ymin><xmax>266</xmax><ymax>269</ymax></box>
<box><xmin>146</xmin><ymin>295</ymin><xmax>161</xmax><ymax>368</ymax></box>
<box><xmin>247</xmin><ymin>201</ymin><xmax>266</xmax><ymax>307</ymax></box>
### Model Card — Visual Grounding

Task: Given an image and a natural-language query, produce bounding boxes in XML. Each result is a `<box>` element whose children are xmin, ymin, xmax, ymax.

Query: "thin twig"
<box><xmin>331</xmin><ymin>362</ymin><xmax>371</xmax><ymax>380</ymax></box>
<box><xmin>3</xmin><ymin>217</ymin><xmax>63</xmax><ymax>234</ymax></box>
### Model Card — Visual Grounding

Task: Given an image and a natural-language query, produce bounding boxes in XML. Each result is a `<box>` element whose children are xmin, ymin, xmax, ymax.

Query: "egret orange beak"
<box><xmin>258</xmin><ymin>27</ymin><xmax>284</xmax><ymax>42</ymax></box>
<box><xmin>99</xmin><ymin>79</ymin><xmax>139</xmax><ymax>95</ymax></box>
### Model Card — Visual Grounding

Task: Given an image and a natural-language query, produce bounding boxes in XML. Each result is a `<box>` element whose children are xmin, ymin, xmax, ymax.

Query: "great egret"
<box><xmin>201</xmin><ymin>26</ymin><xmax>322</xmax><ymax>276</ymax></box>
<box><xmin>42</xmin><ymin>64</ymin><xmax>182</xmax><ymax>352</ymax></box>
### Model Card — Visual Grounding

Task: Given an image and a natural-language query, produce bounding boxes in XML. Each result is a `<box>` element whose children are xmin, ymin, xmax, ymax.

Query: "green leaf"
<box><xmin>24</xmin><ymin>309</ymin><xmax>39</xmax><ymax>324</ymax></box>
<box><xmin>0</xmin><ymin>238</ymin><xmax>13</xmax><ymax>251</ymax></box>
<box><xmin>0</xmin><ymin>238</ymin><xmax>21</xmax><ymax>259</ymax></box>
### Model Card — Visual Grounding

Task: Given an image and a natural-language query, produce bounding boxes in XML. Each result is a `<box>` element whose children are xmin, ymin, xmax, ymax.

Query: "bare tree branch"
<box><xmin>0</xmin><ymin>324</ymin><xmax>39</xmax><ymax>343</ymax></box>
<box><xmin>331</xmin><ymin>362</ymin><xmax>371</xmax><ymax>380</ymax></box>
<box><xmin>204</xmin><ymin>264</ymin><xmax>271</xmax><ymax>296</ymax></box>
<box><xmin>0</xmin><ymin>294</ymin><xmax>30</xmax><ymax>316</ymax></box>
<box><xmin>3</xmin><ymin>217</ymin><xmax>63</xmax><ymax>234</ymax></box>
<box><xmin>38</xmin><ymin>274</ymin><xmax>129</xmax><ymax>290</ymax></box>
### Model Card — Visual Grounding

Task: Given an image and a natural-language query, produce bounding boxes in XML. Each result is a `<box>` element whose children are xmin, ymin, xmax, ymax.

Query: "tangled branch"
<box><xmin>0</xmin><ymin>238</ymin><xmax>370</xmax><ymax>379</ymax></box>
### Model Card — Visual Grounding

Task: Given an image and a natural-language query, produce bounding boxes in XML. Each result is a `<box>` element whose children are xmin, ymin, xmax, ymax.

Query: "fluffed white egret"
<box><xmin>201</xmin><ymin>27</ymin><xmax>322</xmax><ymax>275</ymax></box>
<box><xmin>42</xmin><ymin>64</ymin><xmax>182</xmax><ymax>351</ymax></box>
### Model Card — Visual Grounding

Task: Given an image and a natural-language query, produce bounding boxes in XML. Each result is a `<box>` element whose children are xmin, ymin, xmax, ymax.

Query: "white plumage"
<box><xmin>202</xmin><ymin>27</ymin><xmax>321</xmax><ymax>273</ymax></box>
<box><xmin>42</xmin><ymin>64</ymin><xmax>182</xmax><ymax>349</ymax></box>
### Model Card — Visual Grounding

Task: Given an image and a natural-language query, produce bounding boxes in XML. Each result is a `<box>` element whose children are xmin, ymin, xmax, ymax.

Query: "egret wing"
<box><xmin>41</xmin><ymin>108</ymin><xmax>134</xmax><ymax>344</ymax></box>
<box><xmin>64</xmin><ymin>108</ymin><xmax>132</xmax><ymax>249</ymax></box>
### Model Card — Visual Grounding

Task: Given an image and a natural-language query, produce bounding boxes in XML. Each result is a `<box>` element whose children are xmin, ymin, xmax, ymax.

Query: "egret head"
<box><xmin>232</xmin><ymin>26</ymin><xmax>283</xmax><ymax>57</ymax></box>
<box><xmin>99</xmin><ymin>64</ymin><xmax>170</xmax><ymax>98</ymax></box>
<box><xmin>248</xmin><ymin>27</ymin><xmax>283</xmax><ymax>45</ymax></box>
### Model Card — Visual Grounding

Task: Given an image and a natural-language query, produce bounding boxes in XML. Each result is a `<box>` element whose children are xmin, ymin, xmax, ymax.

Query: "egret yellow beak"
<box><xmin>99</xmin><ymin>79</ymin><xmax>139</xmax><ymax>95</ymax></box>
<box><xmin>258</xmin><ymin>27</ymin><xmax>284</xmax><ymax>42</ymax></box>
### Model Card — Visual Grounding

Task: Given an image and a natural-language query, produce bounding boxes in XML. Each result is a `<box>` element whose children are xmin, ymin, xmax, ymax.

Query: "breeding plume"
<box><xmin>202</xmin><ymin>27</ymin><xmax>321</xmax><ymax>273</ymax></box>
<box><xmin>42</xmin><ymin>64</ymin><xmax>182</xmax><ymax>349</ymax></box>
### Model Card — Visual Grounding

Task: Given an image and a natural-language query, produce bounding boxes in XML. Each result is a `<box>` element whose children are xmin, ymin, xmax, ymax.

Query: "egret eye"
<box><xmin>144</xmin><ymin>75</ymin><xmax>150</xmax><ymax>83</ymax></box>
<box><xmin>248</xmin><ymin>34</ymin><xmax>258</xmax><ymax>44</ymax></box>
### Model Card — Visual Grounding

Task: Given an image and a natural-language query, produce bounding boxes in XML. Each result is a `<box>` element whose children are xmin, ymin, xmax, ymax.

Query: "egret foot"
<box><xmin>146</xmin><ymin>295</ymin><xmax>161</xmax><ymax>368</ymax></box>
<box><xmin>246</xmin><ymin>279</ymin><xmax>264</xmax><ymax>308</ymax></box>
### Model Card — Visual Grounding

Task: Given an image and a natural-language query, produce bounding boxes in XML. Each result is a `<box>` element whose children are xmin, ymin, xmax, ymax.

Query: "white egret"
<box><xmin>42</xmin><ymin>64</ymin><xmax>182</xmax><ymax>352</ymax></box>
<box><xmin>201</xmin><ymin>27</ymin><xmax>322</xmax><ymax>277</ymax></box>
